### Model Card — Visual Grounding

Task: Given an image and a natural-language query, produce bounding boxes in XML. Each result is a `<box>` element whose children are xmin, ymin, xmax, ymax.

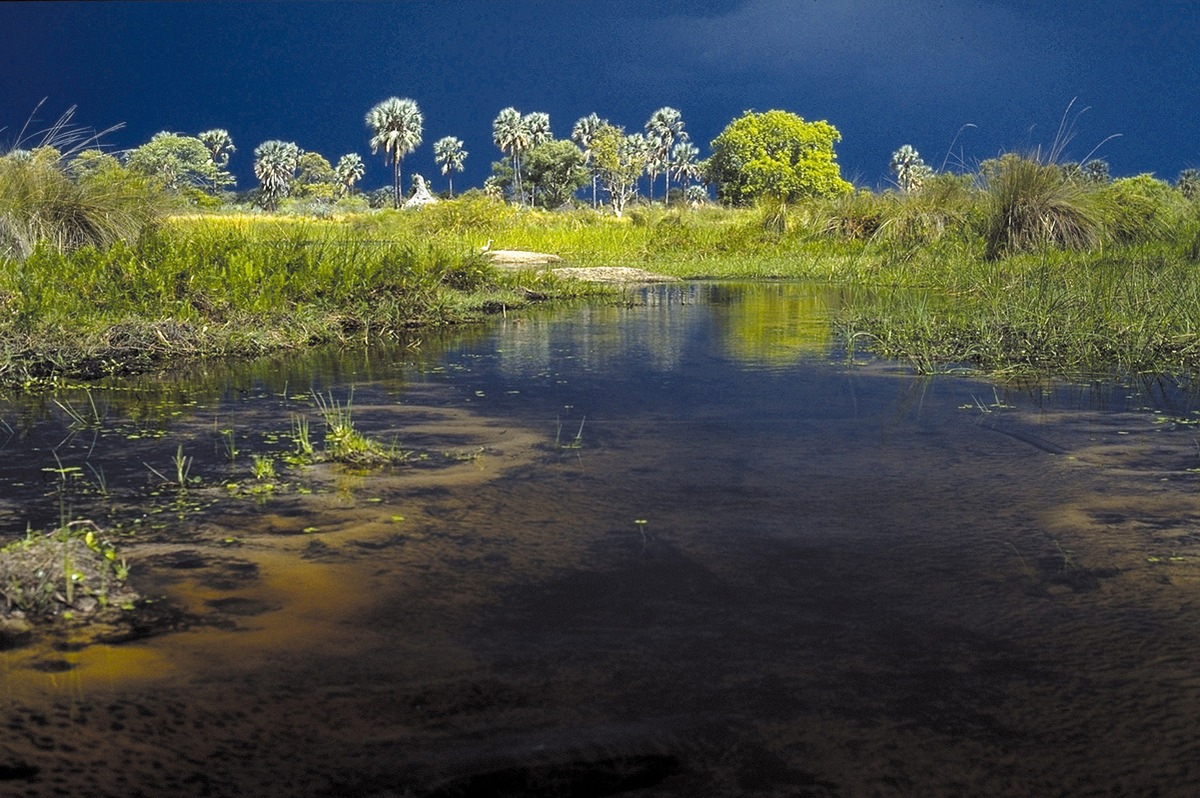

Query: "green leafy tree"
<box><xmin>591</xmin><ymin>123</ymin><xmax>649</xmax><ymax>217</ymax></box>
<box><xmin>67</xmin><ymin>149</ymin><xmax>121</xmax><ymax>180</ymax></box>
<box><xmin>707</xmin><ymin>110</ymin><xmax>852</xmax><ymax>204</ymax></box>
<box><xmin>645</xmin><ymin>107</ymin><xmax>685</xmax><ymax>201</ymax></box>
<box><xmin>126</xmin><ymin>132</ymin><xmax>234</xmax><ymax>192</ymax></box>
<box><xmin>365</xmin><ymin>97</ymin><xmax>424</xmax><ymax>209</ymax></box>
<box><xmin>890</xmin><ymin>145</ymin><xmax>933</xmax><ymax>193</ymax></box>
<box><xmin>253</xmin><ymin>139</ymin><xmax>300</xmax><ymax>210</ymax></box>
<box><xmin>433</xmin><ymin>136</ymin><xmax>467</xmax><ymax>197</ymax></box>
<box><xmin>335</xmin><ymin>153</ymin><xmax>365</xmax><ymax>197</ymax></box>
<box><xmin>292</xmin><ymin>150</ymin><xmax>338</xmax><ymax>200</ymax></box>
<box><xmin>1176</xmin><ymin>168</ymin><xmax>1200</xmax><ymax>200</ymax></box>
<box><xmin>523</xmin><ymin>139</ymin><xmax>589</xmax><ymax>208</ymax></box>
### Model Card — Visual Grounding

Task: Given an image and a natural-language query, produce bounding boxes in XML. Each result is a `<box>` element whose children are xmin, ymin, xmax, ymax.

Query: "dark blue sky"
<box><xmin>3</xmin><ymin>1</ymin><xmax>1199</xmax><ymax>193</ymax></box>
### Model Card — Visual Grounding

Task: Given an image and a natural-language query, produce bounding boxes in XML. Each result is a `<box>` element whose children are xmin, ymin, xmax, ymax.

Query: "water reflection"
<box><xmin>1</xmin><ymin>283</ymin><xmax>1200</xmax><ymax>796</ymax></box>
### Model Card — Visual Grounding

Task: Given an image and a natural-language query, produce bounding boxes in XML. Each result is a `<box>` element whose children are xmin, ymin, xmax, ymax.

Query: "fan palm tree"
<box><xmin>198</xmin><ymin>129</ymin><xmax>235</xmax><ymax>169</ymax></box>
<box><xmin>493</xmin><ymin>107</ymin><xmax>530</xmax><ymax>204</ymax></box>
<box><xmin>670</xmin><ymin>141</ymin><xmax>701</xmax><ymax>197</ymax></box>
<box><xmin>890</xmin><ymin>145</ymin><xmax>931</xmax><ymax>193</ymax></box>
<box><xmin>432</xmin><ymin>136</ymin><xmax>467</xmax><ymax>197</ymax></box>
<box><xmin>523</xmin><ymin>112</ymin><xmax>552</xmax><ymax>147</ymax></box>
<box><xmin>1178</xmin><ymin>168</ymin><xmax>1200</xmax><ymax>200</ymax></box>
<box><xmin>1082</xmin><ymin>159</ymin><xmax>1110</xmax><ymax>185</ymax></box>
<box><xmin>253</xmin><ymin>140</ymin><xmax>300</xmax><ymax>210</ymax></box>
<box><xmin>645</xmin><ymin>107</ymin><xmax>685</xmax><ymax>202</ymax></box>
<box><xmin>572</xmin><ymin>113</ymin><xmax>604</xmax><ymax>208</ymax></box>
<box><xmin>365</xmin><ymin>97</ymin><xmax>424</xmax><ymax>209</ymax></box>
<box><xmin>334</xmin><ymin>153</ymin><xmax>365</xmax><ymax>197</ymax></box>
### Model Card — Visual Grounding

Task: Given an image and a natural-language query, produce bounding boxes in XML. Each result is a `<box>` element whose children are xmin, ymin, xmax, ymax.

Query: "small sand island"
<box><xmin>482</xmin><ymin>246</ymin><xmax>676</xmax><ymax>283</ymax></box>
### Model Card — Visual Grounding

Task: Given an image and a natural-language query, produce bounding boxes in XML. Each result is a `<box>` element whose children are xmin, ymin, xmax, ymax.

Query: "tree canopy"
<box><xmin>126</xmin><ymin>132</ymin><xmax>234</xmax><ymax>193</ymax></box>
<box><xmin>523</xmin><ymin>139</ymin><xmax>588</xmax><ymax>208</ymax></box>
<box><xmin>707</xmin><ymin>110</ymin><xmax>851</xmax><ymax>204</ymax></box>
<box><xmin>590</xmin><ymin>124</ymin><xmax>648</xmax><ymax>217</ymax></box>
<box><xmin>366</xmin><ymin>97</ymin><xmax>424</xmax><ymax>209</ymax></box>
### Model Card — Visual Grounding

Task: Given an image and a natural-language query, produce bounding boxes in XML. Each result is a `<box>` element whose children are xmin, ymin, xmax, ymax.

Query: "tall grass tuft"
<box><xmin>0</xmin><ymin>156</ymin><xmax>167</xmax><ymax>261</ymax></box>
<box><xmin>982</xmin><ymin>155</ymin><xmax>1108</xmax><ymax>260</ymax></box>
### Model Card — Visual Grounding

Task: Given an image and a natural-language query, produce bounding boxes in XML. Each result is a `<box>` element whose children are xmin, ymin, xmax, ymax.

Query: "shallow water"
<box><xmin>3</xmin><ymin>282</ymin><xmax>1200</xmax><ymax>796</ymax></box>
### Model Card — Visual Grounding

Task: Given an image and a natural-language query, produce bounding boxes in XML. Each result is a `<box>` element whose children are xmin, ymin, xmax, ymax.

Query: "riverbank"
<box><xmin>4</xmin><ymin>174</ymin><xmax>1200</xmax><ymax>385</ymax></box>
<box><xmin>0</xmin><ymin>212</ymin><xmax>614</xmax><ymax>389</ymax></box>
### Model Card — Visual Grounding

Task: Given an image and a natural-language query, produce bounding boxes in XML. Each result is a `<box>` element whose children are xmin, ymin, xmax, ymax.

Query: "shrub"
<box><xmin>0</xmin><ymin>156</ymin><xmax>167</xmax><ymax>261</ymax></box>
<box><xmin>981</xmin><ymin>155</ymin><xmax>1107</xmax><ymax>259</ymax></box>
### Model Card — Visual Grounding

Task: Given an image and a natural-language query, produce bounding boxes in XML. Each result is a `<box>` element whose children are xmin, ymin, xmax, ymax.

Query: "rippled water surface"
<box><xmin>3</xmin><ymin>282</ymin><xmax>1200</xmax><ymax>796</ymax></box>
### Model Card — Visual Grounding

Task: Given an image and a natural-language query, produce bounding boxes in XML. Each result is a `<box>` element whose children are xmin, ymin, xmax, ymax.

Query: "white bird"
<box><xmin>479</xmin><ymin>239</ymin><xmax>493</xmax><ymax>253</ymax></box>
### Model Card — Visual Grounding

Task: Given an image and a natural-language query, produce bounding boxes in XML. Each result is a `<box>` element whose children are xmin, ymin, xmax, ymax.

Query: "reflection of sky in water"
<box><xmin>2</xmin><ymin>283</ymin><xmax>1200</xmax><ymax>794</ymax></box>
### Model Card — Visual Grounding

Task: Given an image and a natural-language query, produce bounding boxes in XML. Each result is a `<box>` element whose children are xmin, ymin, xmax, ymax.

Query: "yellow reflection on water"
<box><xmin>713</xmin><ymin>283</ymin><xmax>837</xmax><ymax>366</ymax></box>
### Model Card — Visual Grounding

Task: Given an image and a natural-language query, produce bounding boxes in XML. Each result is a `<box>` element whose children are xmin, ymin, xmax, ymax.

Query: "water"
<box><xmin>2</xmin><ymin>282</ymin><xmax>1200</xmax><ymax>796</ymax></box>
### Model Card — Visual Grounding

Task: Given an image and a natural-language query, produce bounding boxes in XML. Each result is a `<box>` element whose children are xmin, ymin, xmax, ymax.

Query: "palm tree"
<box><xmin>645</xmin><ymin>107</ymin><xmax>685</xmax><ymax>201</ymax></box>
<box><xmin>523</xmin><ymin>112</ymin><xmax>552</xmax><ymax>147</ymax></box>
<box><xmin>334</xmin><ymin>153</ymin><xmax>365</xmax><ymax>197</ymax></box>
<box><xmin>671</xmin><ymin>141</ymin><xmax>701</xmax><ymax>197</ymax></box>
<box><xmin>493</xmin><ymin>107</ymin><xmax>530</xmax><ymax>204</ymax></box>
<box><xmin>1059</xmin><ymin>162</ymin><xmax>1084</xmax><ymax>184</ymax></box>
<box><xmin>572</xmin><ymin>113</ymin><xmax>604</xmax><ymax>208</ymax></box>
<box><xmin>198</xmin><ymin>129</ymin><xmax>235</xmax><ymax>169</ymax></box>
<box><xmin>253</xmin><ymin>140</ymin><xmax>300</xmax><ymax>210</ymax></box>
<box><xmin>432</xmin><ymin>136</ymin><xmax>467</xmax><ymax>197</ymax></box>
<box><xmin>365</xmin><ymin>97</ymin><xmax>424</xmax><ymax>209</ymax></box>
<box><xmin>890</xmin><ymin>145</ymin><xmax>931</xmax><ymax>193</ymax></box>
<box><xmin>521</xmin><ymin>113</ymin><xmax>553</xmax><ymax>205</ymax></box>
<box><xmin>1082</xmin><ymin>159</ymin><xmax>1110</xmax><ymax>185</ymax></box>
<box><xmin>1178</xmin><ymin>168</ymin><xmax>1200</xmax><ymax>200</ymax></box>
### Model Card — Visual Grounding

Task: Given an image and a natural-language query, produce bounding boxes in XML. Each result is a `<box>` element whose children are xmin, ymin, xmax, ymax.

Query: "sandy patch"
<box><xmin>550</xmin><ymin>266</ymin><xmax>678</xmax><ymax>283</ymax></box>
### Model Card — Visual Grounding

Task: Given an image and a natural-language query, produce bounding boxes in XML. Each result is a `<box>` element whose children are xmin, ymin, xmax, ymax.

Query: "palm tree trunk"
<box><xmin>393</xmin><ymin>158</ymin><xmax>401</xmax><ymax>209</ymax></box>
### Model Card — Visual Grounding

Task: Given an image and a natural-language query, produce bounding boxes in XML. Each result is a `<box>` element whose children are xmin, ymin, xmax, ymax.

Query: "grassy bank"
<box><xmin>4</xmin><ymin>153</ymin><xmax>1200</xmax><ymax>385</ymax></box>
<box><xmin>0</xmin><ymin>211</ymin><xmax>608</xmax><ymax>388</ymax></box>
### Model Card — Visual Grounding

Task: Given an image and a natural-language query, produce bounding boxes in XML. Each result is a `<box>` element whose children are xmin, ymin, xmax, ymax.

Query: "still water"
<box><xmin>2</xmin><ymin>282</ymin><xmax>1200</xmax><ymax>796</ymax></box>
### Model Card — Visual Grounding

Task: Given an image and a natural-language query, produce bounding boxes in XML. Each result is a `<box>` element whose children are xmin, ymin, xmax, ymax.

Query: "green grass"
<box><xmin>4</xmin><ymin>157</ymin><xmax>1200</xmax><ymax>383</ymax></box>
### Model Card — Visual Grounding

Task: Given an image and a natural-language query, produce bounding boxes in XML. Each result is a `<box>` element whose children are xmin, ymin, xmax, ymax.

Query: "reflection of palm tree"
<box><xmin>645</xmin><ymin>107</ymin><xmax>685</xmax><ymax>201</ymax></box>
<box><xmin>433</xmin><ymin>136</ymin><xmax>467</xmax><ymax>197</ymax></box>
<box><xmin>366</xmin><ymin>97</ymin><xmax>424</xmax><ymax>209</ymax></box>
<box><xmin>572</xmin><ymin>113</ymin><xmax>604</xmax><ymax>208</ymax></box>
<box><xmin>334</xmin><ymin>153</ymin><xmax>365</xmax><ymax>197</ymax></box>
<box><xmin>253</xmin><ymin>140</ymin><xmax>300</xmax><ymax>210</ymax></box>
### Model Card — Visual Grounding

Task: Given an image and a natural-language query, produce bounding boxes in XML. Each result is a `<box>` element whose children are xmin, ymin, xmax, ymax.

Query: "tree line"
<box><xmin>7</xmin><ymin>99</ymin><xmax>1200</xmax><ymax>220</ymax></box>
